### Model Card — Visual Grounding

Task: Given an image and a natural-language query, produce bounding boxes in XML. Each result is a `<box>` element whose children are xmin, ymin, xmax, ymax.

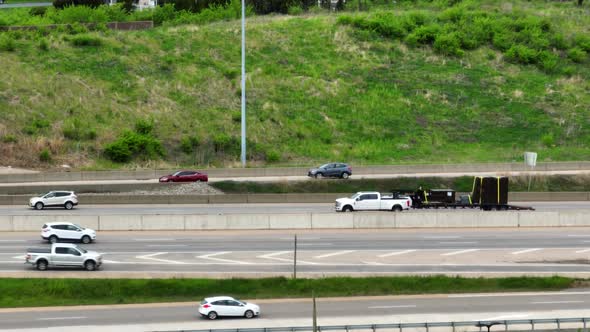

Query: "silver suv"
<box><xmin>29</xmin><ymin>191</ymin><xmax>78</xmax><ymax>210</ymax></box>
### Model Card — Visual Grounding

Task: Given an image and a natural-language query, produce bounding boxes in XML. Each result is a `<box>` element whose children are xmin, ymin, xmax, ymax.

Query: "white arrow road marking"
<box><xmin>102</xmin><ymin>260</ymin><xmax>122</xmax><ymax>264</ymax></box>
<box><xmin>378</xmin><ymin>250</ymin><xmax>417</xmax><ymax>258</ymax></box>
<box><xmin>314</xmin><ymin>250</ymin><xmax>355</xmax><ymax>259</ymax></box>
<box><xmin>368</xmin><ymin>305</ymin><xmax>417</xmax><ymax>309</ymax></box>
<box><xmin>197</xmin><ymin>252</ymin><xmax>250</xmax><ymax>265</ymax></box>
<box><xmin>441</xmin><ymin>249</ymin><xmax>480</xmax><ymax>256</ymax></box>
<box><xmin>136</xmin><ymin>252</ymin><xmax>186</xmax><ymax>264</ymax></box>
<box><xmin>257</xmin><ymin>251</ymin><xmax>318</xmax><ymax>265</ymax></box>
<box><xmin>511</xmin><ymin>248</ymin><xmax>542</xmax><ymax>255</ymax></box>
<box><xmin>575</xmin><ymin>248</ymin><xmax>590</xmax><ymax>253</ymax></box>
<box><xmin>37</xmin><ymin>317</ymin><xmax>86</xmax><ymax>321</ymax></box>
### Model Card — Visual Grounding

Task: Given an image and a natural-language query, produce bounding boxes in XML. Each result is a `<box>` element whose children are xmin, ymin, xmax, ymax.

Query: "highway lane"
<box><xmin>0</xmin><ymin>201</ymin><xmax>588</xmax><ymax>215</ymax></box>
<box><xmin>2</xmin><ymin>229</ymin><xmax>590</xmax><ymax>276</ymax></box>
<box><xmin>1</xmin><ymin>291</ymin><xmax>590</xmax><ymax>329</ymax></box>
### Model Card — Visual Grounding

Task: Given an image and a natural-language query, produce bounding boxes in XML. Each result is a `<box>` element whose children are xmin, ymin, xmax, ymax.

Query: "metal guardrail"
<box><xmin>155</xmin><ymin>317</ymin><xmax>590</xmax><ymax>332</ymax></box>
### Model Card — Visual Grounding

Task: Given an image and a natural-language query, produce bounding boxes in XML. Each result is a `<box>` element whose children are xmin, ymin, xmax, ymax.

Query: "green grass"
<box><xmin>0</xmin><ymin>0</ymin><xmax>588</xmax><ymax>169</ymax></box>
<box><xmin>212</xmin><ymin>175</ymin><xmax>590</xmax><ymax>193</ymax></box>
<box><xmin>0</xmin><ymin>276</ymin><xmax>575</xmax><ymax>308</ymax></box>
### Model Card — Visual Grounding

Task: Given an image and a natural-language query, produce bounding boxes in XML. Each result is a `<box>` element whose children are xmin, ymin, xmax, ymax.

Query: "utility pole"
<box><xmin>293</xmin><ymin>234</ymin><xmax>298</xmax><ymax>279</ymax></box>
<box><xmin>240</xmin><ymin>0</ymin><xmax>246</xmax><ymax>167</ymax></box>
<box><xmin>312</xmin><ymin>291</ymin><xmax>318</xmax><ymax>332</ymax></box>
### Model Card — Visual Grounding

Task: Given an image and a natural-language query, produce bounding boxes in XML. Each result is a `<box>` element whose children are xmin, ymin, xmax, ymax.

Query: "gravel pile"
<box><xmin>112</xmin><ymin>182</ymin><xmax>224</xmax><ymax>195</ymax></box>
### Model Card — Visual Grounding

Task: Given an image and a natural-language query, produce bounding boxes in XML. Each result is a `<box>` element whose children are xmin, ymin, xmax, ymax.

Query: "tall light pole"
<box><xmin>240</xmin><ymin>0</ymin><xmax>247</xmax><ymax>167</ymax></box>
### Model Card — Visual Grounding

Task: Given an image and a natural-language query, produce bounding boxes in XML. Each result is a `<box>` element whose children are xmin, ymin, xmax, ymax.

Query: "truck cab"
<box><xmin>25</xmin><ymin>243</ymin><xmax>102</xmax><ymax>271</ymax></box>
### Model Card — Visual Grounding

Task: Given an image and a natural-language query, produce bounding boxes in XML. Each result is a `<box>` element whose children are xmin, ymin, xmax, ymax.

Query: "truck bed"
<box><xmin>27</xmin><ymin>248</ymin><xmax>51</xmax><ymax>254</ymax></box>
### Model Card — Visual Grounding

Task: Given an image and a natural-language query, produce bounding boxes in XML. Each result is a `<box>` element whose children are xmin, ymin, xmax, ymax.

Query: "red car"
<box><xmin>159</xmin><ymin>170</ymin><xmax>208</xmax><ymax>182</ymax></box>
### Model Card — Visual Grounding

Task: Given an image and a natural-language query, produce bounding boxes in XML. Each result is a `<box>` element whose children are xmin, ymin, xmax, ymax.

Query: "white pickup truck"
<box><xmin>25</xmin><ymin>243</ymin><xmax>103</xmax><ymax>271</ymax></box>
<box><xmin>335</xmin><ymin>191</ymin><xmax>412</xmax><ymax>212</ymax></box>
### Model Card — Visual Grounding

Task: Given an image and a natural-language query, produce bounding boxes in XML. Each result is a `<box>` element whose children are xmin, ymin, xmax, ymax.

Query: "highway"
<box><xmin>1</xmin><ymin>201</ymin><xmax>589</xmax><ymax>215</ymax></box>
<box><xmin>2</xmin><ymin>229</ymin><xmax>590</xmax><ymax>276</ymax></box>
<box><xmin>1</xmin><ymin>291</ymin><xmax>590</xmax><ymax>330</ymax></box>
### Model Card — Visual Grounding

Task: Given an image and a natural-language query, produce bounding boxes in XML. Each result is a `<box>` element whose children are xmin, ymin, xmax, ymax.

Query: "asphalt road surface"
<box><xmin>1</xmin><ymin>291</ymin><xmax>590</xmax><ymax>330</ymax></box>
<box><xmin>1</xmin><ymin>202</ymin><xmax>588</xmax><ymax>215</ymax></box>
<box><xmin>2</xmin><ymin>229</ymin><xmax>590</xmax><ymax>276</ymax></box>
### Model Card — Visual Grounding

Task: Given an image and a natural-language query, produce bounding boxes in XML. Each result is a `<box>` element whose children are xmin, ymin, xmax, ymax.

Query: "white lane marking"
<box><xmin>568</xmin><ymin>235</ymin><xmax>590</xmax><ymax>237</ymax></box>
<box><xmin>257</xmin><ymin>251</ymin><xmax>318</xmax><ymax>265</ymax></box>
<box><xmin>575</xmin><ymin>248</ymin><xmax>590</xmax><ymax>253</ymax></box>
<box><xmin>511</xmin><ymin>248</ymin><xmax>542</xmax><ymax>255</ymax></box>
<box><xmin>12</xmin><ymin>255</ymin><xmax>24</xmax><ymax>260</ymax></box>
<box><xmin>479</xmin><ymin>314</ymin><xmax>530</xmax><ymax>321</ymax></box>
<box><xmin>583</xmin><ymin>241</ymin><xmax>590</xmax><ymax>243</ymax></box>
<box><xmin>449</xmin><ymin>291</ymin><xmax>590</xmax><ymax>298</ymax></box>
<box><xmin>135</xmin><ymin>252</ymin><xmax>186</xmax><ymax>265</ymax></box>
<box><xmin>441</xmin><ymin>249</ymin><xmax>480</xmax><ymax>256</ymax></box>
<box><xmin>37</xmin><ymin>317</ymin><xmax>86</xmax><ymax>321</ymax></box>
<box><xmin>314</xmin><ymin>250</ymin><xmax>356</xmax><ymax>259</ymax></box>
<box><xmin>439</xmin><ymin>242</ymin><xmax>478</xmax><ymax>244</ymax></box>
<box><xmin>197</xmin><ymin>252</ymin><xmax>250</xmax><ymax>265</ymax></box>
<box><xmin>378</xmin><ymin>250</ymin><xmax>417</xmax><ymax>258</ymax></box>
<box><xmin>423</xmin><ymin>236</ymin><xmax>461</xmax><ymax>239</ymax></box>
<box><xmin>146</xmin><ymin>245</ymin><xmax>187</xmax><ymax>247</ymax></box>
<box><xmin>368</xmin><ymin>305</ymin><xmax>417</xmax><ymax>309</ymax></box>
<box><xmin>531</xmin><ymin>301</ymin><xmax>584</xmax><ymax>304</ymax></box>
<box><xmin>134</xmin><ymin>238</ymin><xmax>174</xmax><ymax>241</ymax></box>
<box><xmin>298</xmin><ymin>243</ymin><xmax>333</xmax><ymax>246</ymax></box>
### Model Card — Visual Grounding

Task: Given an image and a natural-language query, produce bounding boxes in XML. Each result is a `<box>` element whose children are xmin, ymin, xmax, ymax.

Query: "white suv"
<box><xmin>199</xmin><ymin>296</ymin><xmax>260</xmax><ymax>320</ymax></box>
<box><xmin>41</xmin><ymin>222</ymin><xmax>96</xmax><ymax>244</ymax></box>
<box><xmin>29</xmin><ymin>191</ymin><xmax>78</xmax><ymax>210</ymax></box>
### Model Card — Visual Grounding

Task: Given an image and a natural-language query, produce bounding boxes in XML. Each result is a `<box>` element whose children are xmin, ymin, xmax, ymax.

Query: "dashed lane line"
<box><xmin>314</xmin><ymin>250</ymin><xmax>356</xmax><ymax>259</ymax></box>
<box><xmin>368</xmin><ymin>305</ymin><xmax>417</xmax><ymax>309</ymax></box>
<box><xmin>197</xmin><ymin>252</ymin><xmax>251</xmax><ymax>265</ymax></box>
<box><xmin>511</xmin><ymin>248</ymin><xmax>542</xmax><ymax>255</ymax></box>
<box><xmin>531</xmin><ymin>301</ymin><xmax>584</xmax><ymax>304</ymax></box>
<box><xmin>378</xmin><ymin>250</ymin><xmax>417</xmax><ymax>258</ymax></box>
<box><xmin>441</xmin><ymin>249</ymin><xmax>480</xmax><ymax>256</ymax></box>
<box><xmin>36</xmin><ymin>317</ymin><xmax>86</xmax><ymax>321</ymax></box>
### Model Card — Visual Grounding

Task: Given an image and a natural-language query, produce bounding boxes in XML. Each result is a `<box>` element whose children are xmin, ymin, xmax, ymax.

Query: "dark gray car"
<box><xmin>308</xmin><ymin>163</ymin><xmax>352</xmax><ymax>179</ymax></box>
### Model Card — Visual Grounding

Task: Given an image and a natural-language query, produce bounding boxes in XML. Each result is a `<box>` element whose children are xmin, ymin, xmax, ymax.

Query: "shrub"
<box><xmin>69</xmin><ymin>34</ymin><xmax>102</xmax><ymax>47</ymax></box>
<box><xmin>539</xmin><ymin>50</ymin><xmax>558</xmax><ymax>72</ymax></box>
<box><xmin>567</xmin><ymin>47</ymin><xmax>587</xmax><ymax>63</ymax></box>
<box><xmin>405</xmin><ymin>24</ymin><xmax>440</xmax><ymax>46</ymax></box>
<box><xmin>541</xmin><ymin>133</ymin><xmax>555</xmax><ymax>147</ymax></box>
<box><xmin>104</xmin><ymin>131</ymin><xmax>165</xmax><ymax>163</ymax></box>
<box><xmin>180</xmin><ymin>135</ymin><xmax>200</xmax><ymax>154</ymax></box>
<box><xmin>62</xmin><ymin>118</ymin><xmax>97</xmax><ymax>140</ymax></box>
<box><xmin>39</xmin><ymin>148</ymin><xmax>52</xmax><ymax>162</ymax></box>
<box><xmin>492</xmin><ymin>29</ymin><xmax>515</xmax><ymax>51</ymax></box>
<box><xmin>2</xmin><ymin>134</ymin><xmax>17</xmax><ymax>143</ymax></box>
<box><xmin>433</xmin><ymin>32</ymin><xmax>464</xmax><ymax>56</ymax></box>
<box><xmin>265</xmin><ymin>150</ymin><xmax>280</xmax><ymax>163</ymax></box>
<box><xmin>288</xmin><ymin>5</ymin><xmax>303</xmax><ymax>15</ymax></box>
<box><xmin>29</xmin><ymin>7</ymin><xmax>48</xmax><ymax>16</ymax></box>
<box><xmin>504</xmin><ymin>44</ymin><xmax>538</xmax><ymax>64</ymax></box>
<box><xmin>38</xmin><ymin>38</ymin><xmax>49</xmax><ymax>51</ymax></box>
<box><xmin>573</xmin><ymin>35</ymin><xmax>590</xmax><ymax>52</ymax></box>
<box><xmin>134</xmin><ymin>119</ymin><xmax>154</xmax><ymax>135</ymax></box>
<box><xmin>0</xmin><ymin>35</ymin><xmax>16</xmax><ymax>52</ymax></box>
<box><xmin>152</xmin><ymin>4</ymin><xmax>177</xmax><ymax>25</ymax></box>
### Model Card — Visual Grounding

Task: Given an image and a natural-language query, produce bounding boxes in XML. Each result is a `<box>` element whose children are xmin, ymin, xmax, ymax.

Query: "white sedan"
<box><xmin>198</xmin><ymin>296</ymin><xmax>260</xmax><ymax>320</ymax></box>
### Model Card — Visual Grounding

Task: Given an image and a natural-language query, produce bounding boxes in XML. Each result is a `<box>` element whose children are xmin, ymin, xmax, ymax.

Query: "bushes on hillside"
<box><xmin>104</xmin><ymin>120</ymin><xmax>165</xmax><ymax>163</ymax></box>
<box><xmin>338</xmin><ymin>7</ymin><xmax>588</xmax><ymax>72</ymax></box>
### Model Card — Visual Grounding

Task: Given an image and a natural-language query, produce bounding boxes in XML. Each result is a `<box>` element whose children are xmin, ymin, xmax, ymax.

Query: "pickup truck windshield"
<box><xmin>350</xmin><ymin>193</ymin><xmax>360</xmax><ymax>199</ymax></box>
<box><xmin>75</xmin><ymin>246</ymin><xmax>88</xmax><ymax>254</ymax></box>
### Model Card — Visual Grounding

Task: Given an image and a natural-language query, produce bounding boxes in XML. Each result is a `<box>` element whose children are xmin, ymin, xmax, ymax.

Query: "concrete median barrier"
<box><xmin>0</xmin><ymin>216</ymin><xmax>12</xmax><ymax>231</ymax></box>
<box><xmin>396</xmin><ymin>213</ymin><xmax>438</xmax><ymax>228</ymax></box>
<box><xmin>558</xmin><ymin>210</ymin><xmax>590</xmax><ymax>226</ymax></box>
<box><xmin>268</xmin><ymin>214</ymin><xmax>311</xmax><ymax>229</ymax></box>
<box><xmin>312</xmin><ymin>213</ymin><xmax>353</xmax><ymax>229</ymax></box>
<box><xmin>518</xmin><ymin>212</ymin><xmax>560</xmax><ymax>227</ymax></box>
<box><xmin>208</xmin><ymin>195</ymin><xmax>248</xmax><ymax>204</ymax></box>
<box><xmin>99</xmin><ymin>215</ymin><xmax>142</xmax><ymax>231</ymax></box>
<box><xmin>226</xmin><ymin>214</ymin><xmax>269</xmax><ymax>229</ymax></box>
<box><xmin>353</xmin><ymin>213</ymin><xmax>396</xmax><ymax>228</ymax></box>
<box><xmin>11</xmin><ymin>216</ymin><xmax>54</xmax><ymax>231</ymax></box>
<box><xmin>434</xmin><ymin>212</ymin><xmax>477</xmax><ymax>228</ymax></box>
<box><xmin>184</xmin><ymin>214</ymin><xmax>228</xmax><ymax>230</ymax></box>
<box><xmin>142</xmin><ymin>215</ymin><xmax>185</xmax><ymax>230</ymax></box>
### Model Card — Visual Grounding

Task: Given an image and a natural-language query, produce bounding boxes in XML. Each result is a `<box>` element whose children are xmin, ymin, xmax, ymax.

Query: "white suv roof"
<box><xmin>204</xmin><ymin>296</ymin><xmax>236</xmax><ymax>302</ymax></box>
<box><xmin>45</xmin><ymin>222</ymin><xmax>77</xmax><ymax>227</ymax></box>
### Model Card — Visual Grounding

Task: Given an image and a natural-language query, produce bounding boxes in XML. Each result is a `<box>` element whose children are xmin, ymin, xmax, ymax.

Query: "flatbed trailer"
<box><xmin>412</xmin><ymin>202</ymin><xmax>535</xmax><ymax>211</ymax></box>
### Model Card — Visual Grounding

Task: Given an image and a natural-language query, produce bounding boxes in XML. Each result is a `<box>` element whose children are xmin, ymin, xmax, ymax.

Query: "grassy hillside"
<box><xmin>0</xmin><ymin>0</ymin><xmax>588</xmax><ymax>169</ymax></box>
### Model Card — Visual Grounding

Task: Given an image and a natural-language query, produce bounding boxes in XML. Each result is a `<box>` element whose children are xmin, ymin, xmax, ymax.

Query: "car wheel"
<box><xmin>84</xmin><ymin>260</ymin><xmax>96</xmax><ymax>271</ymax></box>
<box><xmin>36</xmin><ymin>260</ymin><xmax>48</xmax><ymax>271</ymax></box>
<box><xmin>207</xmin><ymin>311</ymin><xmax>218</xmax><ymax>320</ymax></box>
<box><xmin>81</xmin><ymin>235</ymin><xmax>91</xmax><ymax>244</ymax></box>
<box><xmin>315</xmin><ymin>173</ymin><xmax>323</xmax><ymax>179</ymax></box>
<box><xmin>64</xmin><ymin>201</ymin><xmax>74</xmax><ymax>210</ymax></box>
<box><xmin>341</xmin><ymin>172</ymin><xmax>350</xmax><ymax>179</ymax></box>
<box><xmin>244</xmin><ymin>310</ymin><xmax>254</xmax><ymax>319</ymax></box>
<box><xmin>392</xmin><ymin>205</ymin><xmax>403</xmax><ymax>212</ymax></box>
<box><xmin>34</xmin><ymin>202</ymin><xmax>44</xmax><ymax>210</ymax></box>
<box><xmin>49</xmin><ymin>235</ymin><xmax>58</xmax><ymax>244</ymax></box>
<box><xmin>343</xmin><ymin>205</ymin><xmax>353</xmax><ymax>212</ymax></box>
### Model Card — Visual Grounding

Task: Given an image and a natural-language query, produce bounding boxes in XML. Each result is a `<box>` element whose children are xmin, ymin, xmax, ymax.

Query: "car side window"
<box><xmin>368</xmin><ymin>194</ymin><xmax>378</xmax><ymax>200</ymax></box>
<box><xmin>67</xmin><ymin>225</ymin><xmax>79</xmax><ymax>231</ymax></box>
<box><xmin>211</xmin><ymin>300</ymin><xmax>226</xmax><ymax>306</ymax></box>
<box><xmin>52</xmin><ymin>225</ymin><xmax>64</xmax><ymax>230</ymax></box>
<box><xmin>227</xmin><ymin>300</ymin><xmax>241</xmax><ymax>306</ymax></box>
<box><xmin>55</xmin><ymin>247</ymin><xmax>68</xmax><ymax>254</ymax></box>
<box><xmin>68</xmin><ymin>248</ymin><xmax>81</xmax><ymax>256</ymax></box>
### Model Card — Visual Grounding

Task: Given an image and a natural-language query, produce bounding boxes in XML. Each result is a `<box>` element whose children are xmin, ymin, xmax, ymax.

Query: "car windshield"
<box><xmin>172</xmin><ymin>171</ymin><xmax>182</xmax><ymax>176</ymax></box>
<box><xmin>319</xmin><ymin>164</ymin><xmax>330</xmax><ymax>169</ymax></box>
<box><xmin>42</xmin><ymin>192</ymin><xmax>52</xmax><ymax>198</ymax></box>
<box><xmin>350</xmin><ymin>193</ymin><xmax>360</xmax><ymax>199</ymax></box>
<box><xmin>74</xmin><ymin>224</ymin><xmax>85</xmax><ymax>230</ymax></box>
<box><xmin>200</xmin><ymin>300</ymin><xmax>207</xmax><ymax>305</ymax></box>
<box><xmin>75</xmin><ymin>246</ymin><xmax>87</xmax><ymax>254</ymax></box>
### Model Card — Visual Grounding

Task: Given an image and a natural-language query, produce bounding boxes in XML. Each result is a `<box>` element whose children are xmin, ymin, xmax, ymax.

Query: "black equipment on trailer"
<box><xmin>402</xmin><ymin>176</ymin><xmax>534</xmax><ymax>211</ymax></box>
